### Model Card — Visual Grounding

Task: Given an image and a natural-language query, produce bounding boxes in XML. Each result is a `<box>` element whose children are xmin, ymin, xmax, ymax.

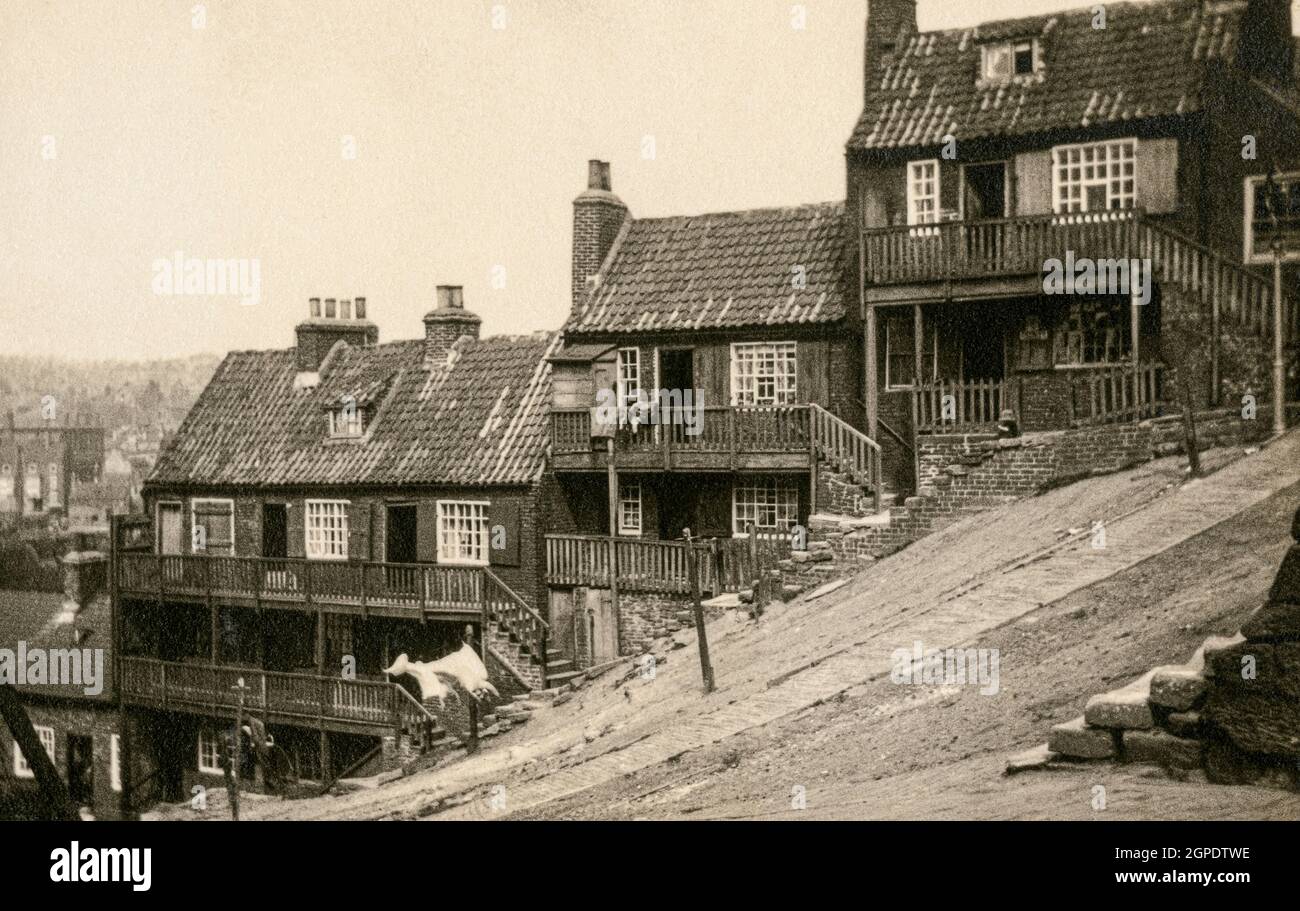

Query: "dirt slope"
<box><xmin>182</xmin><ymin>433</ymin><xmax>1300</xmax><ymax>821</ymax></box>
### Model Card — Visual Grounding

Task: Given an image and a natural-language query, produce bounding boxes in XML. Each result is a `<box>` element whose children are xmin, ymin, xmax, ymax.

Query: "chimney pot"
<box><xmin>340</xmin><ymin>299</ymin><xmax>352</xmax><ymax>320</ymax></box>
<box><xmin>325</xmin><ymin>298</ymin><xmax>337</xmax><ymax>319</ymax></box>
<box><xmin>310</xmin><ymin>297</ymin><xmax>321</xmax><ymax>318</ymax></box>
<box><xmin>436</xmin><ymin>285</ymin><xmax>465</xmax><ymax>310</ymax></box>
<box><xmin>355</xmin><ymin>297</ymin><xmax>366</xmax><ymax>319</ymax></box>
<box><xmin>588</xmin><ymin>159</ymin><xmax>612</xmax><ymax>192</ymax></box>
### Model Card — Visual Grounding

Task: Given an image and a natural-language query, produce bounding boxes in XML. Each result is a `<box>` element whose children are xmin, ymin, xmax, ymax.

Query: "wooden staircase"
<box><xmin>482</xmin><ymin>569</ymin><xmax>551</xmax><ymax>691</ymax></box>
<box><xmin>809</xmin><ymin>403</ymin><xmax>885</xmax><ymax>515</ymax></box>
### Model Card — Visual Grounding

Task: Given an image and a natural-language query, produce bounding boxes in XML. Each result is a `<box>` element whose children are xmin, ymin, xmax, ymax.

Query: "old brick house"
<box><xmin>112</xmin><ymin>292</ymin><xmax>564</xmax><ymax>795</ymax></box>
<box><xmin>850</xmin><ymin>0</ymin><xmax>1298</xmax><ymax>492</ymax></box>
<box><xmin>550</xmin><ymin>161</ymin><xmax>882</xmax><ymax>543</ymax></box>
<box><xmin>0</xmin><ymin>549</ymin><xmax>126</xmax><ymax>820</ymax></box>
<box><xmin>0</xmin><ymin>417</ymin><xmax>105</xmax><ymax>520</ymax></box>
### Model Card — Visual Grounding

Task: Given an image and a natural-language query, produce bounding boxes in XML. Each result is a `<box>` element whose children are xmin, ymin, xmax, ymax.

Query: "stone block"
<box><xmin>1084</xmin><ymin>675</ymin><xmax>1156</xmax><ymax>730</ymax></box>
<box><xmin>1165</xmin><ymin>711</ymin><xmax>1202</xmax><ymax>738</ymax></box>
<box><xmin>1242</xmin><ymin>600</ymin><xmax>1300</xmax><ymax>642</ymax></box>
<box><xmin>1122</xmin><ymin>729</ymin><xmax>1202</xmax><ymax>769</ymax></box>
<box><xmin>1005</xmin><ymin>744</ymin><xmax>1059</xmax><ymax>775</ymax></box>
<box><xmin>1048</xmin><ymin>716</ymin><xmax>1116</xmax><ymax>759</ymax></box>
<box><xmin>1148</xmin><ymin>668</ymin><xmax>1207</xmax><ymax>711</ymax></box>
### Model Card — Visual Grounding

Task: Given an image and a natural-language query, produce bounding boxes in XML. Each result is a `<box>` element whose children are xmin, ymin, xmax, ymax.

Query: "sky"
<box><xmin>2</xmin><ymin>0</ymin><xmax>1298</xmax><ymax>361</ymax></box>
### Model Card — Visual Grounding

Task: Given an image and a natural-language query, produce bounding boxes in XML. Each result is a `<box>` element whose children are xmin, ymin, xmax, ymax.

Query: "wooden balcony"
<box><xmin>863</xmin><ymin>210</ymin><xmax>1141</xmax><ymax>302</ymax></box>
<box><xmin>550</xmin><ymin>405</ymin><xmax>814</xmax><ymax>473</ymax></box>
<box><xmin>119</xmin><ymin>656</ymin><xmax>432</xmax><ymax>735</ymax></box>
<box><xmin>545</xmin><ymin>532</ymin><xmax>794</xmax><ymax>595</ymax></box>
<box><xmin>116</xmin><ymin>553</ymin><xmax>485</xmax><ymax>621</ymax></box>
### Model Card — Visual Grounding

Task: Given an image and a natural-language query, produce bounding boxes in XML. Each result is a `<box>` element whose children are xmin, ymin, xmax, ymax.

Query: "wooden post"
<box><xmin>226</xmin><ymin>676</ymin><xmax>248</xmax><ymax>821</ymax></box>
<box><xmin>1274</xmin><ymin>243</ymin><xmax>1287</xmax><ymax>435</ymax></box>
<box><xmin>606</xmin><ymin>438</ymin><xmax>621</xmax><ymax>646</ymax></box>
<box><xmin>0</xmin><ymin>685</ymin><xmax>80</xmax><ymax>820</ymax></box>
<box><xmin>683</xmin><ymin>529</ymin><xmax>715</xmax><ymax>694</ymax></box>
<box><xmin>1131</xmin><ymin>281</ymin><xmax>1142</xmax><ymax>423</ymax></box>
<box><xmin>866</xmin><ymin>305</ymin><xmax>878</xmax><ymax>441</ymax></box>
<box><xmin>464</xmin><ymin>624</ymin><xmax>480</xmax><ymax>753</ymax></box>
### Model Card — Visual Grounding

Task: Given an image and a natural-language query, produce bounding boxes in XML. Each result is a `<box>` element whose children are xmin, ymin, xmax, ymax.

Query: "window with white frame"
<box><xmin>618</xmin><ymin>483</ymin><xmax>642</xmax><ymax>536</ymax></box>
<box><xmin>191</xmin><ymin>498</ymin><xmax>234</xmax><ymax>555</ymax></box>
<box><xmin>328</xmin><ymin>406</ymin><xmax>365</xmax><ymax>439</ymax></box>
<box><xmin>13</xmin><ymin>725</ymin><xmax>55</xmax><ymax>778</ymax></box>
<box><xmin>46</xmin><ymin>462</ymin><xmax>60</xmax><ymax>508</ymax></box>
<box><xmin>436</xmin><ymin>501</ymin><xmax>490</xmax><ymax>565</ymax></box>
<box><xmin>733</xmin><ymin>479</ymin><xmax>799</xmax><ymax>534</ymax></box>
<box><xmin>197</xmin><ymin>728</ymin><xmax>223</xmax><ymax>775</ymax></box>
<box><xmin>23</xmin><ymin>462</ymin><xmax>40</xmax><ymax>513</ymax></box>
<box><xmin>616</xmin><ymin>348</ymin><xmax>641</xmax><ymax>414</ymax></box>
<box><xmin>305</xmin><ymin>500</ymin><xmax>349</xmax><ymax>560</ymax></box>
<box><xmin>110</xmin><ymin>734</ymin><xmax>122</xmax><ymax>792</ymax></box>
<box><xmin>981</xmin><ymin>39</ymin><xmax>1038</xmax><ymax>80</ymax></box>
<box><xmin>0</xmin><ymin>464</ymin><xmax>13</xmax><ymax>509</ymax></box>
<box><xmin>907</xmin><ymin>160</ymin><xmax>941</xmax><ymax>226</ymax></box>
<box><xmin>1052</xmin><ymin>140</ymin><xmax>1136</xmax><ymax>213</ymax></box>
<box><xmin>730</xmin><ymin>342</ymin><xmax>797</xmax><ymax>406</ymax></box>
<box><xmin>1245</xmin><ymin>172</ymin><xmax>1300</xmax><ymax>262</ymax></box>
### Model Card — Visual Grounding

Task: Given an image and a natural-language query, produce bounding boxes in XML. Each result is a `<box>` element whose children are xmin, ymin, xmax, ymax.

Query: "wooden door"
<box><xmin>588</xmin><ymin>588</ymin><xmax>619</xmax><ymax>663</ymax></box>
<box><xmin>158</xmin><ymin>502</ymin><xmax>183</xmax><ymax>554</ymax></box>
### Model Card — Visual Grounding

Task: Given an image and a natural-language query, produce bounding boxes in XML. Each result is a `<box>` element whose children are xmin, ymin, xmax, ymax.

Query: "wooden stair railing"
<box><xmin>482</xmin><ymin>568</ymin><xmax>550</xmax><ymax>689</ymax></box>
<box><xmin>808</xmin><ymin>402</ymin><xmax>883</xmax><ymax>512</ymax></box>
<box><xmin>391</xmin><ymin>680</ymin><xmax>463</xmax><ymax>749</ymax></box>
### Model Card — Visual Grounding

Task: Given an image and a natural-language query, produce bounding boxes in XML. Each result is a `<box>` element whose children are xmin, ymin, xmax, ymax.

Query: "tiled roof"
<box><xmin>566</xmin><ymin>202</ymin><xmax>848</xmax><ymax>335</ymax></box>
<box><xmin>848</xmin><ymin>0</ymin><xmax>1243</xmax><ymax>151</ymax></box>
<box><xmin>148</xmin><ymin>333</ymin><xmax>557</xmax><ymax>489</ymax></box>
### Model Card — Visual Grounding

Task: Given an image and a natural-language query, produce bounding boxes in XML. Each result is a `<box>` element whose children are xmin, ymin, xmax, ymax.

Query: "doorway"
<box><xmin>963</xmin><ymin>162</ymin><xmax>1007</xmax><ymax>220</ymax></box>
<box><xmin>386</xmin><ymin>505</ymin><xmax>418</xmax><ymax>564</ymax></box>
<box><xmin>658</xmin><ymin>348</ymin><xmax>694</xmax><ymax>395</ymax></box>
<box><xmin>157</xmin><ymin>502</ymin><xmax>183</xmax><ymax>555</ymax></box>
<box><xmin>262</xmin><ymin>503</ymin><xmax>288</xmax><ymax>559</ymax></box>
<box><xmin>66</xmin><ymin>734</ymin><xmax>94</xmax><ymax>807</ymax></box>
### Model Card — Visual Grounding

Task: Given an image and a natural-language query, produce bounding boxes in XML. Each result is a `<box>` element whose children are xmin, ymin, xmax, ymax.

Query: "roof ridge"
<box><xmin>627</xmin><ymin>199</ymin><xmax>845</xmax><ymax>224</ymax></box>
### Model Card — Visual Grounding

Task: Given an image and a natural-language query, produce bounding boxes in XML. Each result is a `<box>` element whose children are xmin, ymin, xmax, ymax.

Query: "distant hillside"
<box><xmin>0</xmin><ymin>353</ymin><xmax>220</xmax><ymax>440</ymax></box>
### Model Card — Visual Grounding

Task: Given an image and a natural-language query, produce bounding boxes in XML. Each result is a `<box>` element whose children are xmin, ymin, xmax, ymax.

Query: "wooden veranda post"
<box><xmin>683</xmin><ymin>529</ymin><xmax>715</xmax><ymax>694</ymax></box>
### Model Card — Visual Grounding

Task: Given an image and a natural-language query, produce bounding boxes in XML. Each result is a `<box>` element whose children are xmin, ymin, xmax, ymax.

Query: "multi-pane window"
<box><xmin>436</xmin><ymin>501</ymin><xmax>490</xmax><ymax>565</ymax></box>
<box><xmin>197</xmin><ymin>728</ymin><xmax>223</xmax><ymax>775</ymax></box>
<box><xmin>618</xmin><ymin>483</ymin><xmax>642</xmax><ymax>536</ymax></box>
<box><xmin>305</xmin><ymin>500</ymin><xmax>349</xmax><ymax>560</ymax></box>
<box><xmin>0</xmin><ymin>464</ymin><xmax>13</xmax><ymax>510</ymax></box>
<box><xmin>885</xmin><ymin>315</ymin><xmax>916</xmax><ymax>389</ymax></box>
<box><xmin>981</xmin><ymin>40</ymin><xmax>1037</xmax><ymax>80</ymax></box>
<box><xmin>46</xmin><ymin>462</ymin><xmax>60</xmax><ymax>508</ymax></box>
<box><xmin>616</xmin><ymin>348</ymin><xmax>641</xmax><ymax>414</ymax></box>
<box><xmin>328</xmin><ymin>407</ymin><xmax>365</xmax><ymax>439</ymax></box>
<box><xmin>13</xmin><ymin>725</ymin><xmax>56</xmax><ymax>778</ymax></box>
<box><xmin>733</xmin><ymin>479</ymin><xmax>799</xmax><ymax>534</ymax></box>
<box><xmin>730</xmin><ymin>342</ymin><xmax>797</xmax><ymax>406</ymax></box>
<box><xmin>1052</xmin><ymin>140</ymin><xmax>1136</xmax><ymax>213</ymax></box>
<box><xmin>1054</xmin><ymin>300</ymin><xmax>1132</xmax><ymax>366</ymax></box>
<box><xmin>1246</xmin><ymin>173</ymin><xmax>1300</xmax><ymax>261</ymax></box>
<box><xmin>191</xmin><ymin>499</ymin><xmax>234</xmax><ymax>555</ymax></box>
<box><xmin>907</xmin><ymin>160</ymin><xmax>941</xmax><ymax>225</ymax></box>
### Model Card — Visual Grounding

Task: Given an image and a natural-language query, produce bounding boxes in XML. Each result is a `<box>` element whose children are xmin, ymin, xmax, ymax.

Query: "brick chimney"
<box><xmin>572</xmin><ymin>159</ymin><xmax>629</xmax><ymax>317</ymax></box>
<box><xmin>1238</xmin><ymin>0</ymin><xmax>1294</xmax><ymax>85</ymax></box>
<box><xmin>62</xmin><ymin>544</ymin><xmax>106</xmax><ymax>617</ymax></box>
<box><xmin>295</xmin><ymin>296</ymin><xmax>379</xmax><ymax>371</ymax></box>
<box><xmin>864</xmin><ymin>0</ymin><xmax>917</xmax><ymax>97</ymax></box>
<box><xmin>423</xmin><ymin>285</ymin><xmax>481</xmax><ymax>369</ymax></box>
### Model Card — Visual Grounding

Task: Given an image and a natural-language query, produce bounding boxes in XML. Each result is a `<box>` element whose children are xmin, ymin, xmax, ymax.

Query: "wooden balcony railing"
<box><xmin>483</xmin><ymin>569</ymin><xmax>549</xmax><ymax>685</ymax></box>
<box><xmin>863</xmin><ymin>209</ymin><xmax>1295</xmax><ymax>342</ymax></box>
<box><xmin>1069</xmin><ymin>363</ymin><xmax>1166</xmax><ymax>426</ymax></box>
<box><xmin>545</xmin><ymin>532</ymin><xmax>796</xmax><ymax>595</ymax></box>
<box><xmin>864</xmin><ymin>211</ymin><xmax>1140</xmax><ymax>286</ymax></box>
<box><xmin>550</xmin><ymin>405</ymin><xmax>812</xmax><ymax>461</ymax></box>
<box><xmin>116</xmin><ymin>553</ymin><xmax>485</xmax><ymax>616</ymax></box>
<box><xmin>119</xmin><ymin>656</ymin><xmax>406</xmax><ymax>730</ymax></box>
<box><xmin>913</xmin><ymin>378</ymin><xmax>1016</xmax><ymax>434</ymax></box>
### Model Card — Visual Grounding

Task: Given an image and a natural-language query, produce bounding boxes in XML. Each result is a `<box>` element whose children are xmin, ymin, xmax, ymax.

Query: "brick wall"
<box><xmin>617</xmin><ymin>591</ymin><xmax>696</xmax><ymax>655</ymax></box>
<box><xmin>0</xmin><ymin>700</ymin><xmax>124</xmax><ymax>820</ymax></box>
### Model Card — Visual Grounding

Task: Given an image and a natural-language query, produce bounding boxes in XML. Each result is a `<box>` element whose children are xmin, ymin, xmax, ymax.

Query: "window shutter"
<box><xmin>489</xmin><ymin>499</ymin><xmax>521</xmax><ymax>566</ymax></box>
<box><xmin>1014</xmin><ymin>151</ymin><xmax>1053</xmax><ymax>215</ymax></box>
<box><xmin>416</xmin><ymin>501</ymin><xmax>440</xmax><ymax>563</ymax></box>
<box><xmin>1137</xmin><ymin>138</ymin><xmax>1178</xmax><ymax>215</ymax></box>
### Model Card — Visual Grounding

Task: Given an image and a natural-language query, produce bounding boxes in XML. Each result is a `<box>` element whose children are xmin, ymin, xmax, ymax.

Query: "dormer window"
<box><xmin>981</xmin><ymin>39</ymin><xmax>1038</xmax><ymax>81</ymax></box>
<box><xmin>328</xmin><ymin>402</ymin><xmax>365</xmax><ymax>439</ymax></box>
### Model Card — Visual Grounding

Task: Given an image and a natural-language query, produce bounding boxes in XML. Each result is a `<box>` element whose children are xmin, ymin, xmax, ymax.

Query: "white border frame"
<box><xmin>197</xmin><ymin>727</ymin><xmax>223</xmax><ymax>775</ymax></box>
<box><xmin>1050</xmin><ymin>137</ymin><xmax>1139</xmax><ymax>215</ymax></box>
<box><xmin>729</xmin><ymin>341</ymin><xmax>798</xmax><ymax>406</ymax></box>
<box><xmin>907</xmin><ymin>159</ymin><xmax>941</xmax><ymax>226</ymax></box>
<box><xmin>1243</xmin><ymin>172</ymin><xmax>1300</xmax><ymax>265</ymax></box>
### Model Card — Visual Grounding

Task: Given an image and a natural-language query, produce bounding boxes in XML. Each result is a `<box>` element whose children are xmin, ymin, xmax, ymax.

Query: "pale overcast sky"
<box><xmin>2</xmin><ymin>0</ymin><xmax>1297</xmax><ymax>360</ymax></box>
